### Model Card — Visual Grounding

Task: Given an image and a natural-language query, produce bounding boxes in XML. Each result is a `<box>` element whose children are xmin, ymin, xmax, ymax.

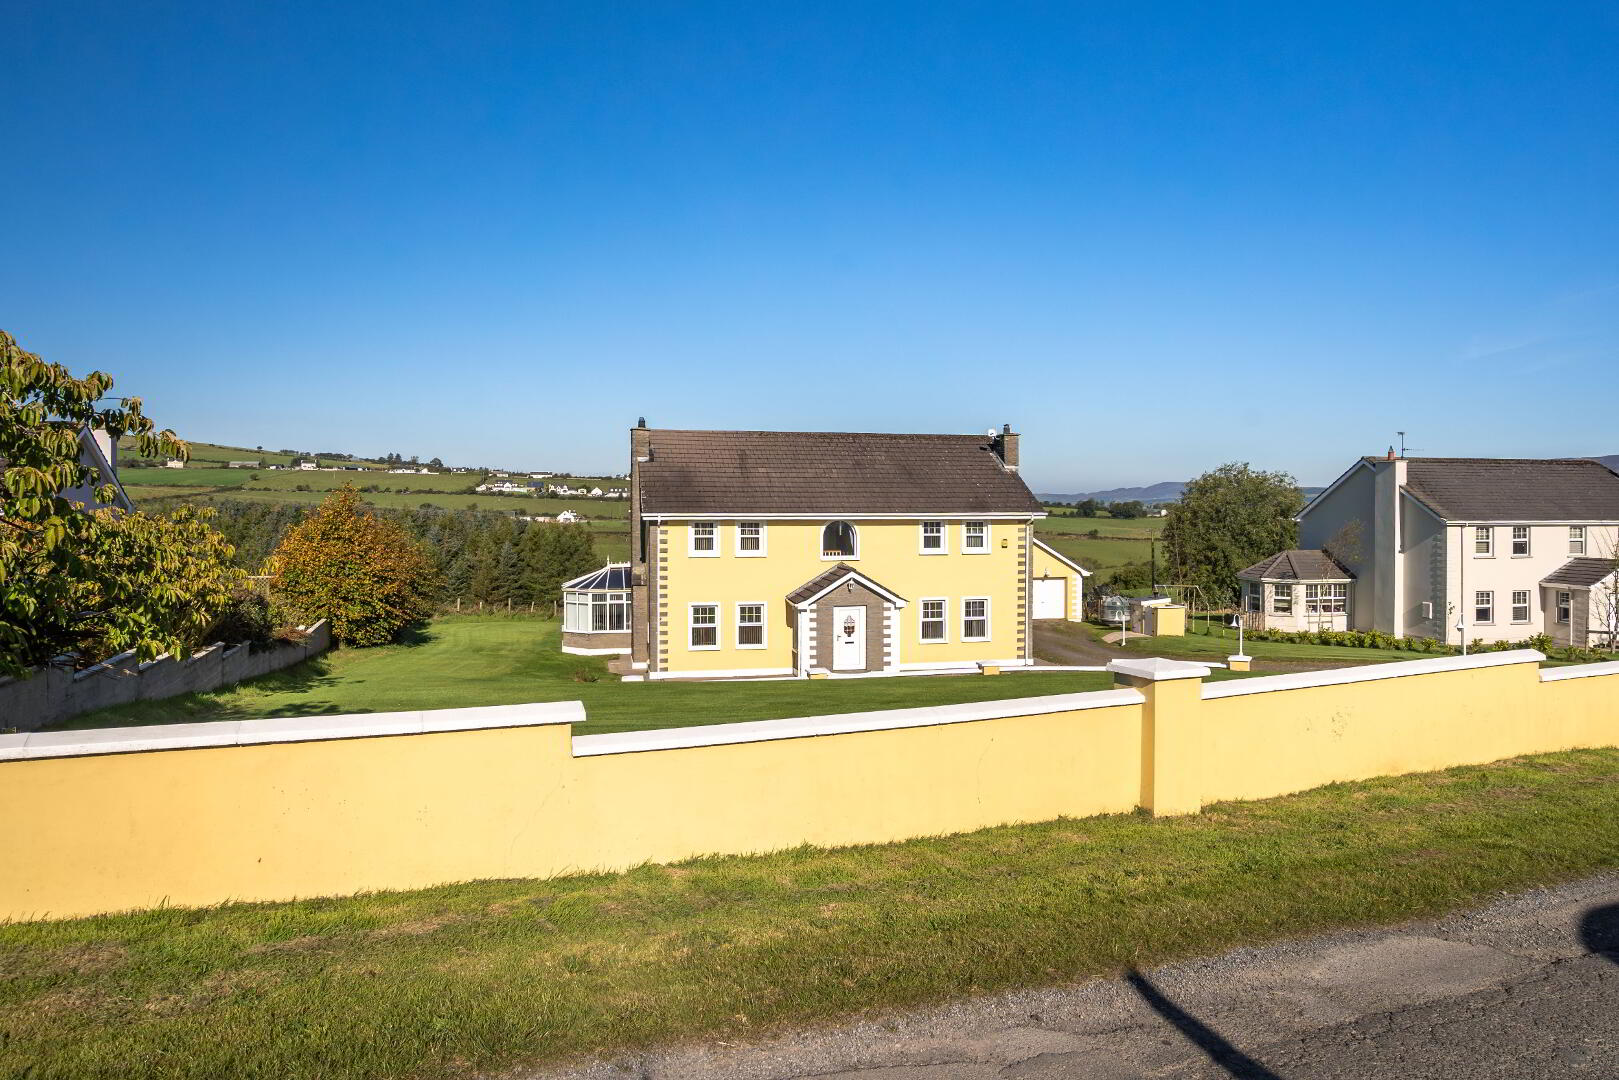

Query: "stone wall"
<box><xmin>0</xmin><ymin>621</ymin><xmax>332</xmax><ymax>732</ymax></box>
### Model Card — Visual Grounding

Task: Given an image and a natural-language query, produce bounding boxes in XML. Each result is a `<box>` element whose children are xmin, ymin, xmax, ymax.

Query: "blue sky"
<box><xmin>4</xmin><ymin>1</ymin><xmax>1617</xmax><ymax>491</ymax></box>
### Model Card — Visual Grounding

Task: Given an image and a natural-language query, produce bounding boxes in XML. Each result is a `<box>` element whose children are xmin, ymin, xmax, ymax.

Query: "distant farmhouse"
<box><xmin>559</xmin><ymin>422</ymin><xmax>1088</xmax><ymax>677</ymax></box>
<box><xmin>1240</xmin><ymin>454</ymin><xmax>1619</xmax><ymax>648</ymax></box>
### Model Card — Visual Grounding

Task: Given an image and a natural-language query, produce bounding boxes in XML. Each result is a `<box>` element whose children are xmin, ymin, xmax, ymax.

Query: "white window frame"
<box><xmin>688</xmin><ymin>521</ymin><xmax>719</xmax><ymax>558</ymax></box>
<box><xmin>961</xmin><ymin>520</ymin><xmax>989</xmax><ymax>553</ymax></box>
<box><xmin>1474</xmin><ymin>589</ymin><xmax>1494</xmax><ymax>625</ymax></box>
<box><xmin>1570</xmin><ymin>526</ymin><xmax>1587</xmax><ymax>555</ymax></box>
<box><xmin>1511</xmin><ymin>589</ymin><xmax>1531</xmax><ymax>624</ymax></box>
<box><xmin>1556</xmin><ymin>590</ymin><xmax>1572</xmax><ymax>624</ymax></box>
<box><xmin>961</xmin><ymin>597</ymin><xmax>991</xmax><ymax>642</ymax></box>
<box><xmin>919</xmin><ymin>597</ymin><xmax>949</xmax><ymax>643</ymax></box>
<box><xmin>735</xmin><ymin>521</ymin><xmax>767</xmax><ymax>557</ymax></box>
<box><xmin>1271</xmin><ymin>582</ymin><xmax>1293</xmax><ymax>615</ymax></box>
<box><xmin>1510</xmin><ymin>526</ymin><xmax>1530</xmax><ymax>557</ymax></box>
<box><xmin>688</xmin><ymin>602</ymin><xmax>720</xmax><ymax>650</ymax></box>
<box><xmin>734</xmin><ymin>602</ymin><xmax>767</xmax><ymax>649</ymax></box>
<box><xmin>1246</xmin><ymin>583</ymin><xmax>1262</xmax><ymax>613</ymax></box>
<box><xmin>1304</xmin><ymin>583</ymin><xmax>1348</xmax><ymax>615</ymax></box>
<box><xmin>1473</xmin><ymin>526</ymin><xmax>1493</xmax><ymax>557</ymax></box>
<box><xmin>919</xmin><ymin>520</ymin><xmax>948</xmax><ymax>555</ymax></box>
<box><xmin>820</xmin><ymin>520</ymin><xmax>859</xmax><ymax>561</ymax></box>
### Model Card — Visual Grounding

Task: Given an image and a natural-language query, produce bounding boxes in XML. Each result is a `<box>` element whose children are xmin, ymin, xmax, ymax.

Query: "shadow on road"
<box><xmin>1126</xmin><ymin>969</ymin><xmax>1284</xmax><ymax>1080</ymax></box>
<box><xmin>1579</xmin><ymin>903</ymin><xmax>1619</xmax><ymax>961</ymax></box>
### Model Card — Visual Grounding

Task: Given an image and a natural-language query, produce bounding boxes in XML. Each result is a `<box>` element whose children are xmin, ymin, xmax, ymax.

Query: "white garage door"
<box><xmin>1033</xmin><ymin>577</ymin><xmax>1066</xmax><ymax>619</ymax></box>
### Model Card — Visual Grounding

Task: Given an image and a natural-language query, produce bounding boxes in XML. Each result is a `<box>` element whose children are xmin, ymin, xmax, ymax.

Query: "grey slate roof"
<box><xmin>637</xmin><ymin>429</ymin><xmax>1042</xmax><ymax>516</ymax></box>
<box><xmin>1237</xmin><ymin>549</ymin><xmax>1354</xmax><ymax>582</ymax></box>
<box><xmin>785</xmin><ymin>564</ymin><xmax>906</xmax><ymax>606</ymax></box>
<box><xmin>1541</xmin><ymin>558</ymin><xmax>1619</xmax><ymax>588</ymax></box>
<box><xmin>1395</xmin><ymin>458</ymin><xmax>1619</xmax><ymax>521</ymax></box>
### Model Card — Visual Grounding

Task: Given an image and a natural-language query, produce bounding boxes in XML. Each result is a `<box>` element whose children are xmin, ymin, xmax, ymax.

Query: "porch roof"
<box><xmin>785</xmin><ymin>563</ymin><xmax>908</xmax><ymax>608</ymax></box>
<box><xmin>1542</xmin><ymin>558</ymin><xmax>1619</xmax><ymax>589</ymax></box>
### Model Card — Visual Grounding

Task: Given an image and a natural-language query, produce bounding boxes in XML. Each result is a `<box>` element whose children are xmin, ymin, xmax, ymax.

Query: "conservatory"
<box><xmin>560</xmin><ymin>563</ymin><xmax>634</xmax><ymax>655</ymax></box>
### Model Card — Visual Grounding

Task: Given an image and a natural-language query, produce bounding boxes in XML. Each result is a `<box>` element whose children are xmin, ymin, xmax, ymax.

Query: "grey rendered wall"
<box><xmin>0</xmin><ymin>621</ymin><xmax>332</xmax><ymax>733</ymax></box>
<box><xmin>1299</xmin><ymin>463</ymin><xmax>1378</xmax><ymax>630</ymax></box>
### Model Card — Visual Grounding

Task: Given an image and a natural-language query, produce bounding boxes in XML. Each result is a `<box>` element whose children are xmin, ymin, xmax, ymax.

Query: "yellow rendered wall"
<box><xmin>657</xmin><ymin>519</ymin><xmax>1031</xmax><ymax>672</ymax></box>
<box><xmin>1196</xmin><ymin>662</ymin><xmax>1598</xmax><ymax>805</ymax></box>
<box><xmin>0</xmin><ymin>701</ymin><xmax>1143</xmax><ymax>922</ymax></box>
<box><xmin>5</xmin><ymin>659</ymin><xmax>1618</xmax><ymax>922</ymax></box>
<box><xmin>0</xmin><ymin>725</ymin><xmax>574</xmax><ymax>920</ymax></box>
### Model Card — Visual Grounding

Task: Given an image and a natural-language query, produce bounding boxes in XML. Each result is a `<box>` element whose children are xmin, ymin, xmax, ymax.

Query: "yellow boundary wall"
<box><xmin>2</xmin><ymin>651</ymin><xmax>1616</xmax><ymax>922</ymax></box>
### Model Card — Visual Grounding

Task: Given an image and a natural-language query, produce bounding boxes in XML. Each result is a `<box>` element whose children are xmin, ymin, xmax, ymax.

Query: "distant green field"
<box><xmin>138</xmin><ymin>486</ymin><xmax>631</xmax><ymax>521</ymax></box>
<box><xmin>121</xmin><ymin>467</ymin><xmax>255</xmax><ymax>488</ymax></box>
<box><xmin>1036</xmin><ymin>513</ymin><xmax>1166</xmax><ymax>537</ymax></box>
<box><xmin>1033</xmin><ymin>531</ymin><xmax>1151</xmax><ymax>573</ymax></box>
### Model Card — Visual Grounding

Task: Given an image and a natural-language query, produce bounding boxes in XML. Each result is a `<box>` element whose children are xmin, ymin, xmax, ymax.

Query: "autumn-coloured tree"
<box><xmin>268</xmin><ymin>486</ymin><xmax>439</xmax><ymax>646</ymax></box>
<box><xmin>1</xmin><ymin>329</ymin><xmax>194</xmax><ymax>676</ymax></box>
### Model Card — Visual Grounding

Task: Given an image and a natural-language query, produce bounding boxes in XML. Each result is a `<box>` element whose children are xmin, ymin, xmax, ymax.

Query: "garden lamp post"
<box><xmin>1229</xmin><ymin>611</ymin><xmax>1245</xmax><ymax>657</ymax></box>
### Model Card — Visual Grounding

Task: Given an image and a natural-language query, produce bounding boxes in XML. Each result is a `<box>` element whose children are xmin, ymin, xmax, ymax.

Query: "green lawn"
<box><xmin>61</xmin><ymin>616</ymin><xmax>1117</xmax><ymax>734</ymax></box>
<box><xmin>5</xmin><ymin>747</ymin><xmax>1619</xmax><ymax>1080</ymax></box>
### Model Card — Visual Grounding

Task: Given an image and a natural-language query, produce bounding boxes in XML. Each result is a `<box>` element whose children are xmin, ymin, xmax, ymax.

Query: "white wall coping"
<box><xmin>0</xmin><ymin>701</ymin><xmax>583</xmax><ymax>762</ymax></box>
<box><xmin>1106</xmin><ymin>657</ymin><xmax>1212</xmax><ymax>682</ymax></box>
<box><xmin>572</xmin><ymin>688</ymin><xmax>1147</xmax><ymax>757</ymax></box>
<box><xmin>1540</xmin><ymin>660</ymin><xmax>1619</xmax><ymax>682</ymax></box>
<box><xmin>1201</xmin><ymin>649</ymin><xmax>1546</xmax><ymax>700</ymax></box>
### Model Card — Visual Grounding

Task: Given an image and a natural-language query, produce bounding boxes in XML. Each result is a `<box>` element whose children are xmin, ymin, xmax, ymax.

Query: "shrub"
<box><xmin>268</xmin><ymin>486</ymin><xmax>441</xmax><ymax>647</ymax></box>
<box><xmin>208</xmin><ymin>591</ymin><xmax>274</xmax><ymax>650</ymax></box>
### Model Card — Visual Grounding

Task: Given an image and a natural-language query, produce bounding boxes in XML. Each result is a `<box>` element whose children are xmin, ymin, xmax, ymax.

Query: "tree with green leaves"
<box><xmin>1161</xmin><ymin>463</ymin><xmax>1303</xmax><ymax>606</ymax></box>
<box><xmin>268</xmin><ymin>486</ymin><xmax>439</xmax><ymax>645</ymax></box>
<box><xmin>0</xmin><ymin>329</ymin><xmax>204</xmax><ymax>677</ymax></box>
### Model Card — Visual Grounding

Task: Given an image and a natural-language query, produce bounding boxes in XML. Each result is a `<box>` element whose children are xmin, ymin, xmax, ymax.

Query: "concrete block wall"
<box><xmin>0</xmin><ymin>622</ymin><xmax>332</xmax><ymax>732</ymax></box>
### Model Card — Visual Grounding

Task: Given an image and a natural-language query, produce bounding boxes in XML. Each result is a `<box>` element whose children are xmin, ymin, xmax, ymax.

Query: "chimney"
<box><xmin>1385</xmin><ymin>446</ymin><xmax>1396</xmax><ymax>461</ymax></box>
<box><xmin>632</xmin><ymin>419</ymin><xmax>651</xmax><ymax>463</ymax></box>
<box><xmin>992</xmin><ymin>423</ymin><xmax>1019</xmax><ymax>472</ymax></box>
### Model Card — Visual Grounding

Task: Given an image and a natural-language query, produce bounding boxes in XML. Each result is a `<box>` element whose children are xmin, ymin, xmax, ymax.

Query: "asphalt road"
<box><xmin>526</xmin><ymin>871</ymin><xmax>1619</xmax><ymax>1080</ymax></box>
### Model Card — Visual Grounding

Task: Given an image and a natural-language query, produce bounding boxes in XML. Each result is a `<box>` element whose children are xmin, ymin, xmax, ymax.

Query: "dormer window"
<box><xmin>822</xmin><ymin>521</ymin><xmax>858</xmax><ymax>559</ymax></box>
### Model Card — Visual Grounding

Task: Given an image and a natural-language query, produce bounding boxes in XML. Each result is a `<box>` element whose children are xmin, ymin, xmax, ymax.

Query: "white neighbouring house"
<box><xmin>1243</xmin><ymin>454</ymin><xmax>1619</xmax><ymax>647</ymax></box>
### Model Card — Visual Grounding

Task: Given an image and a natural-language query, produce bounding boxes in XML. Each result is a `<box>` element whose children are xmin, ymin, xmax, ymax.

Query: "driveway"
<box><xmin>525</xmin><ymin>872</ymin><xmax>1619</xmax><ymax>1079</ymax></box>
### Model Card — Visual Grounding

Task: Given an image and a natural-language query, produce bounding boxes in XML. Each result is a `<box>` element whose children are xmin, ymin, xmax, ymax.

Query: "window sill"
<box><xmin>735</xmin><ymin>644</ymin><xmax>767</xmax><ymax>651</ymax></box>
<box><xmin>687</xmin><ymin>645</ymin><xmax>722</xmax><ymax>652</ymax></box>
<box><xmin>687</xmin><ymin>551</ymin><xmax>721</xmax><ymax>558</ymax></box>
<box><xmin>961</xmin><ymin>637</ymin><xmax>991</xmax><ymax>644</ymax></box>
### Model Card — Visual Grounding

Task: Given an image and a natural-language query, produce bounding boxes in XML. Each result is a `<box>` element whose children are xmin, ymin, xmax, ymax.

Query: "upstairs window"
<box><xmin>962</xmin><ymin>520</ymin><xmax>988</xmax><ymax>552</ymax></box>
<box><xmin>689</xmin><ymin>522</ymin><xmax>718</xmax><ymax>557</ymax></box>
<box><xmin>919</xmin><ymin>520</ymin><xmax>946</xmax><ymax>554</ymax></box>
<box><xmin>1271</xmin><ymin>583</ymin><xmax>1293</xmax><ymax>614</ymax></box>
<box><xmin>1511</xmin><ymin>526</ymin><xmax>1530</xmax><ymax>556</ymax></box>
<box><xmin>736</xmin><ymin>521</ymin><xmax>766</xmax><ymax>557</ymax></box>
<box><xmin>1474</xmin><ymin>527</ymin><xmax>1493</xmax><ymax>556</ymax></box>
<box><xmin>822</xmin><ymin>521</ymin><xmax>858</xmax><ymax>559</ymax></box>
<box><xmin>1571</xmin><ymin>526</ymin><xmax>1587</xmax><ymax>555</ymax></box>
<box><xmin>1512</xmin><ymin>590</ymin><xmax>1531</xmax><ymax>623</ymax></box>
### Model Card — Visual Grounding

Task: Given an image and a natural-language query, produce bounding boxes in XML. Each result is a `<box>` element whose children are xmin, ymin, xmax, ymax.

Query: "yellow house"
<box><xmin>562</xmin><ymin>424</ymin><xmax>1082</xmax><ymax>679</ymax></box>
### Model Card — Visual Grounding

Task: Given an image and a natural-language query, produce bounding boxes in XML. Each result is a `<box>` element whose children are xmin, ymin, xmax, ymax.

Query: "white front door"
<box><xmin>831</xmin><ymin>605</ymin><xmax>866</xmax><ymax>670</ymax></box>
<box><xmin>1033</xmin><ymin>577</ymin><xmax>1066</xmax><ymax>619</ymax></box>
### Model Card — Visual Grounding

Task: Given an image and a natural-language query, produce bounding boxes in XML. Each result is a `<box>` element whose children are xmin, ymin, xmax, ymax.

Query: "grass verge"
<box><xmin>5</xmin><ymin>748</ymin><xmax>1619</xmax><ymax>1079</ymax></box>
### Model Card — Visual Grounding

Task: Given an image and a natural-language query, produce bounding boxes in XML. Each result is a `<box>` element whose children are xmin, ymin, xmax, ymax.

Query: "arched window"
<box><xmin>821</xmin><ymin>520</ymin><xmax>858</xmax><ymax>558</ymax></box>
